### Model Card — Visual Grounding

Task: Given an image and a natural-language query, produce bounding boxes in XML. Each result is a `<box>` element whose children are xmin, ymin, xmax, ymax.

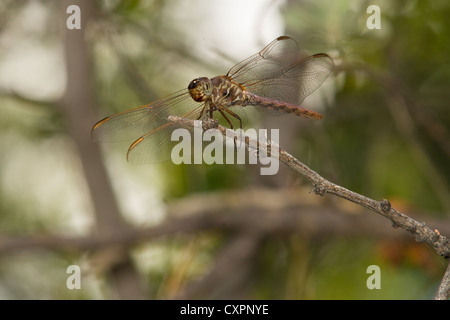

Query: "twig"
<box><xmin>169</xmin><ymin>115</ymin><xmax>450</xmax><ymax>298</ymax></box>
<box><xmin>435</xmin><ymin>262</ymin><xmax>450</xmax><ymax>300</ymax></box>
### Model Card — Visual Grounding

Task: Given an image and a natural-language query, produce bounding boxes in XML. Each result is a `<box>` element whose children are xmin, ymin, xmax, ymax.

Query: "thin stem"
<box><xmin>169</xmin><ymin>115</ymin><xmax>450</xmax><ymax>299</ymax></box>
<box><xmin>435</xmin><ymin>261</ymin><xmax>450</xmax><ymax>300</ymax></box>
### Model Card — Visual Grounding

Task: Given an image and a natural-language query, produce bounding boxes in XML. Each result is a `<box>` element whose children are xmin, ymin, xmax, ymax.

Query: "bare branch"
<box><xmin>435</xmin><ymin>261</ymin><xmax>450</xmax><ymax>300</ymax></box>
<box><xmin>169</xmin><ymin>115</ymin><xmax>450</xmax><ymax>299</ymax></box>
<box><xmin>168</xmin><ymin>115</ymin><xmax>450</xmax><ymax>259</ymax></box>
<box><xmin>169</xmin><ymin>116</ymin><xmax>450</xmax><ymax>258</ymax></box>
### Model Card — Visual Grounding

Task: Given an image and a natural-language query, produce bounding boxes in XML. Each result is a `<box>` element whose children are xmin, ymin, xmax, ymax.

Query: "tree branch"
<box><xmin>169</xmin><ymin>116</ymin><xmax>450</xmax><ymax>258</ymax></box>
<box><xmin>1</xmin><ymin>112</ymin><xmax>448</xmax><ymax>297</ymax></box>
<box><xmin>168</xmin><ymin>115</ymin><xmax>450</xmax><ymax>298</ymax></box>
<box><xmin>435</xmin><ymin>262</ymin><xmax>450</xmax><ymax>300</ymax></box>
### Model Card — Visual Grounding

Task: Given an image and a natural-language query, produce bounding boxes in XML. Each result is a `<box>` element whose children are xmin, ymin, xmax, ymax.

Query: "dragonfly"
<box><xmin>91</xmin><ymin>36</ymin><xmax>334</xmax><ymax>164</ymax></box>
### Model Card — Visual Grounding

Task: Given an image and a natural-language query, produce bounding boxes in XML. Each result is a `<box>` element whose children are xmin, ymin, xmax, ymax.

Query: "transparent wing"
<box><xmin>92</xmin><ymin>89</ymin><xmax>205</xmax><ymax>163</ymax></box>
<box><xmin>227</xmin><ymin>36</ymin><xmax>334</xmax><ymax>107</ymax></box>
<box><xmin>227</xmin><ymin>36</ymin><xmax>300</xmax><ymax>82</ymax></box>
<box><xmin>126</xmin><ymin>116</ymin><xmax>197</xmax><ymax>164</ymax></box>
<box><xmin>92</xmin><ymin>89</ymin><xmax>193</xmax><ymax>142</ymax></box>
<box><xmin>125</xmin><ymin>105</ymin><xmax>249</xmax><ymax>164</ymax></box>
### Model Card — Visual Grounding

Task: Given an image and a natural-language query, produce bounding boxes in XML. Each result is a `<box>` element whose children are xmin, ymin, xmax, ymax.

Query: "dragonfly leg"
<box><xmin>208</xmin><ymin>106</ymin><xmax>214</xmax><ymax>120</ymax></box>
<box><xmin>218</xmin><ymin>107</ymin><xmax>245</xmax><ymax>152</ymax></box>
<box><xmin>196</xmin><ymin>104</ymin><xmax>207</xmax><ymax>120</ymax></box>
<box><xmin>217</xmin><ymin>107</ymin><xmax>233</xmax><ymax>129</ymax></box>
<box><xmin>221</xmin><ymin>107</ymin><xmax>243</xmax><ymax>130</ymax></box>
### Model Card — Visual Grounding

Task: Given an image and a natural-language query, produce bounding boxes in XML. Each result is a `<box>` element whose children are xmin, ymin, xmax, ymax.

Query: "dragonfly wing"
<box><xmin>227</xmin><ymin>36</ymin><xmax>333</xmax><ymax>107</ymax></box>
<box><xmin>125</xmin><ymin>101</ymin><xmax>206</xmax><ymax>164</ymax></box>
<box><xmin>126</xmin><ymin>121</ymin><xmax>185</xmax><ymax>164</ymax></box>
<box><xmin>91</xmin><ymin>89</ymin><xmax>194</xmax><ymax>143</ymax></box>
<box><xmin>227</xmin><ymin>36</ymin><xmax>299</xmax><ymax>84</ymax></box>
<box><xmin>92</xmin><ymin>88</ymin><xmax>208</xmax><ymax>164</ymax></box>
<box><xmin>244</xmin><ymin>53</ymin><xmax>334</xmax><ymax>106</ymax></box>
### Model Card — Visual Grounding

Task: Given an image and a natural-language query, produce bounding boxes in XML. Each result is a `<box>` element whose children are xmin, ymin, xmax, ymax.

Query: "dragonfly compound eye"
<box><xmin>188</xmin><ymin>77</ymin><xmax>212</xmax><ymax>102</ymax></box>
<box><xmin>188</xmin><ymin>79</ymin><xmax>199</xmax><ymax>90</ymax></box>
<box><xmin>188</xmin><ymin>78</ymin><xmax>207</xmax><ymax>102</ymax></box>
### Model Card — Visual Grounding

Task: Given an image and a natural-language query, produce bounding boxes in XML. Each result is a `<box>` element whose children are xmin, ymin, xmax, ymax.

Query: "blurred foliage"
<box><xmin>0</xmin><ymin>0</ymin><xmax>448</xmax><ymax>299</ymax></box>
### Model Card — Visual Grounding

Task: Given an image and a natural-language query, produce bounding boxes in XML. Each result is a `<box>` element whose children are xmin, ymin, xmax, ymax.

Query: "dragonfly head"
<box><xmin>188</xmin><ymin>77</ymin><xmax>212</xmax><ymax>102</ymax></box>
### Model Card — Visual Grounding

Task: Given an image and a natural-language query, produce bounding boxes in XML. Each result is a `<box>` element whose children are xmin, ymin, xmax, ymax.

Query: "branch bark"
<box><xmin>168</xmin><ymin>115</ymin><xmax>450</xmax><ymax>299</ymax></box>
<box><xmin>169</xmin><ymin>116</ymin><xmax>450</xmax><ymax>258</ymax></box>
<box><xmin>435</xmin><ymin>262</ymin><xmax>450</xmax><ymax>300</ymax></box>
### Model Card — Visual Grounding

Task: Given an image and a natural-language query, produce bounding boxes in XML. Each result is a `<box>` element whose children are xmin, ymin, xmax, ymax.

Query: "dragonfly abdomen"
<box><xmin>245</xmin><ymin>92</ymin><xmax>324</xmax><ymax>120</ymax></box>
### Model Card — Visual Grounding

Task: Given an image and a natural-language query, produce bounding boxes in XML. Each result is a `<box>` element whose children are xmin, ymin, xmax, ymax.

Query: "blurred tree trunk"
<box><xmin>59</xmin><ymin>0</ymin><xmax>144</xmax><ymax>299</ymax></box>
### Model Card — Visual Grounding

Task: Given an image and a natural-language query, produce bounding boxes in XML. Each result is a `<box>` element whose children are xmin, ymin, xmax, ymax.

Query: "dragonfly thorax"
<box><xmin>188</xmin><ymin>77</ymin><xmax>213</xmax><ymax>102</ymax></box>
